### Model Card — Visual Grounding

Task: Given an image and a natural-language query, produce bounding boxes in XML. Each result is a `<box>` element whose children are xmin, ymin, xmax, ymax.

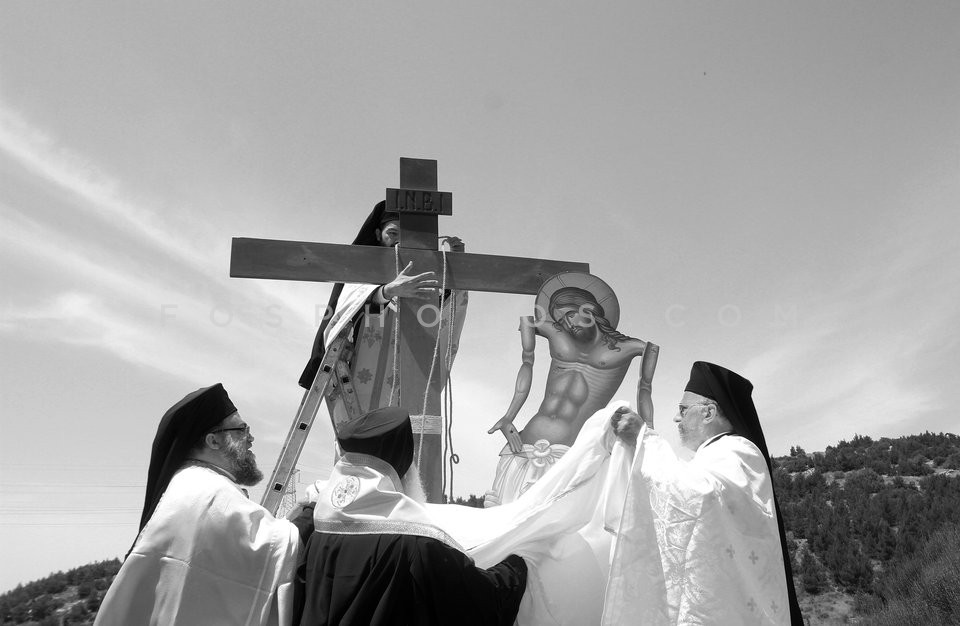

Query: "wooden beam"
<box><xmin>230</xmin><ymin>238</ymin><xmax>589</xmax><ymax>295</ymax></box>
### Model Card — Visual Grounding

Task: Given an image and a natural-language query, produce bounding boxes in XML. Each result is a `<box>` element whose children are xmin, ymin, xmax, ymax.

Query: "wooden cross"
<box><xmin>231</xmin><ymin>158</ymin><xmax>589</xmax><ymax>503</ymax></box>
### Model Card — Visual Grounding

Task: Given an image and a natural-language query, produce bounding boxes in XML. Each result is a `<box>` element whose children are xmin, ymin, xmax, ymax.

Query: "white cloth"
<box><xmin>603</xmin><ymin>428</ymin><xmax>791</xmax><ymax>625</ymax></box>
<box><xmin>95</xmin><ymin>465</ymin><xmax>300</xmax><ymax>626</ymax></box>
<box><xmin>324</xmin><ymin>283</ymin><xmax>469</xmax><ymax>427</ymax></box>
<box><xmin>427</xmin><ymin>402</ymin><xmax>634</xmax><ymax>626</ymax></box>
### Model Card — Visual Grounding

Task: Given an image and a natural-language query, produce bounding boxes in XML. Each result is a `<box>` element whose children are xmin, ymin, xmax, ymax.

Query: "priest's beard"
<box><xmin>401</xmin><ymin>463</ymin><xmax>427</xmax><ymax>505</ymax></box>
<box><xmin>223</xmin><ymin>437</ymin><xmax>264</xmax><ymax>486</ymax></box>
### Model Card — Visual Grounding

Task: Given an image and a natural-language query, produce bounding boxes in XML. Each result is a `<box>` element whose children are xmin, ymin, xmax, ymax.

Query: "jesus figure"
<box><xmin>485</xmin><ymin>272</ymin><xmax>658</xmax><ymax>506</ymax></box>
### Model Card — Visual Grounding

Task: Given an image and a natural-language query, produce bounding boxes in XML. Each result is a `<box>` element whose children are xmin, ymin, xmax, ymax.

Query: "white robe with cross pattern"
<box><xmin>603</xmin><ymin>429</ymin><xmax>791</xmax><ymax>625</ymax></box>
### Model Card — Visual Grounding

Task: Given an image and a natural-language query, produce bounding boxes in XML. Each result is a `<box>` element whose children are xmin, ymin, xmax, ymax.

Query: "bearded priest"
<box><xmin>96</xmin><ymin>384</ymin><xmax>311</xmax><ymax>626</ymax></box>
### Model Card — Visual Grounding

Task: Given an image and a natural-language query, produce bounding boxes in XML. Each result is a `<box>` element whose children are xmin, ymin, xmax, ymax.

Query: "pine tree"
<box><xmin>798</xmin><ymin>545</ymin><xmax>829</xmax><ymax>594</ymax></box>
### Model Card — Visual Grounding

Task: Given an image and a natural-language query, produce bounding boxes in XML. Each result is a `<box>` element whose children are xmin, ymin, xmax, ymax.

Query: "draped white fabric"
<box><xmin>95</xmin><ymin>465</ymin><xmax>300</xmax><ymax>626</ymax></box>
<box><xmin>427</xmin><ymin>402</ymin><xmax>634</xmax><ymax>625</ymax></box>
<box><xmin>602</xmin><ymin>427</ymin><xmax>790</xmax><ymax>625</ymax></box>
<box><xmin>305</xmin><ymin>400</ymin><xmax>793</xmax><ymax>625</ymax></box>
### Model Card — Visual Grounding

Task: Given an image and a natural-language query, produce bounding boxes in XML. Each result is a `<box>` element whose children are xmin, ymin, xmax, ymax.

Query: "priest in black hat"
<box><xmin>293</xmin><ymin>406</ymin><xmax>528</xmax><ymax>626</ymax></box>
<box><xmin>298</xmin><ymin>201</ymin><xmax>468</xmax><ymax>428</ymax></box>
<box><xmin>96</xmin><ymin>384</ymin><xmax>310</xmax><ymax>626</ymax></box>
<box><xmin>603</xmin><ymin>362</ymin><xmax>804</xmax><ymax>625</ymax></box>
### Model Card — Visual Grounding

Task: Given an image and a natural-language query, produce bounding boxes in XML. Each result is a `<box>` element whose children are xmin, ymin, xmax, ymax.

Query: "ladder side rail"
<box><xmin>333</xmin><ymin>358</ymin><xmax>363</xmax><ymax>420</ymax></box>
<box><xmin>260</xmin><ymin>333</ymin><xmax>350</xmax><ymax>513</ymax></box>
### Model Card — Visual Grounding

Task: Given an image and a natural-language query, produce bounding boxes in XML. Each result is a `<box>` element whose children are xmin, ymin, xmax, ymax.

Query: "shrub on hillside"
<box><xmin>861</xmin><ymin>523</ymin><xmax>960</xmax><ymax>624</ymax></box>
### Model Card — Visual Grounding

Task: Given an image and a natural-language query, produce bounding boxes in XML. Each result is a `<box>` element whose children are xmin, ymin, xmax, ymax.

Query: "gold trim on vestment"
<box><xmin>313</xmin><ymin>519</ymin><xmax>464</xmax><ymax>549</ymax></box>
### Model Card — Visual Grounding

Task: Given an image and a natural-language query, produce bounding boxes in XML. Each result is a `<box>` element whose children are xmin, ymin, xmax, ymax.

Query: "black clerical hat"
<box><xmin>684</xmin><ymin>361</ymin><xmax>771</xmax><ymax>463</ymax></box>
<box><xmin>337</xmin><ymin>406</ymin><xmax>414</xmax><ymax>479</ymax></box>
<box><xmin>379</xmin><ymin>210</ymin><xmax>401</xmax><ymax>227</ymax></box>
<box><xmin>137</xmin><ymin>384</ymin><xmax>237</xmax><ymax>533</ymax></box>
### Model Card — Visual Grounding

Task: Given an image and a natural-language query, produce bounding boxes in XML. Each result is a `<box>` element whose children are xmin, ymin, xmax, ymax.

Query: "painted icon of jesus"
<box><xmin>485</xmin><ymin>272</ymin><xmax>658</xmax><ymax>506</ymax></box>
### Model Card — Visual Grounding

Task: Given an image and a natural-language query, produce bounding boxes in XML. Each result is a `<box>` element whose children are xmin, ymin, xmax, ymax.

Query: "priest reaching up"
<box><xmin>604</xmin><ymin>362</ymin><xmax>804</xmax><ymax>625</ymax></box>
<box><xmin>96</xmin><ymin>384</ymin><xmax>312</xmax><ymax>626</ymax></box>
<box><xmin>298</xmin><ymin>200</ymin><xmax>468</xmax><ymax>424</ymax></box>
<box><xmin>293</xmin><ymin>407</ymin><xmax>529</xmax><ymax>626</ymax></box>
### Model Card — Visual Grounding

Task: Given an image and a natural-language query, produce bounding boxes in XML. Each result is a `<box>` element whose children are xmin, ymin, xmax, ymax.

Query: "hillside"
<box><xmin>774</xmin><ymin>431</ymin><xmax>960</xmax><ymax>624</ymax></box>
<box><xmin>0</xmin><ymin>560</ymin><xmax>119</xmax><ymax>626</ymax></box>
<box><xmin>2</xmin><ymin>432</ymin><xmax>958</xmax><ymax>625</ymax></box>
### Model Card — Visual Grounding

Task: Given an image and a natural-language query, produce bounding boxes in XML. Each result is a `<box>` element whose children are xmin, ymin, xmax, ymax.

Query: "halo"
<box><xmin>535</xmin><ymin>272</ymin><xmax>620</xmax><ymax>329</ymax></box>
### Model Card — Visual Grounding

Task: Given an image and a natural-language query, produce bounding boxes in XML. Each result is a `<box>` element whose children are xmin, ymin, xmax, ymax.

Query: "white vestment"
<box><xmin>324</xmin><ymin>283</ymin><xmax>468</xmax><ymax>426</ymax></box>
<box><xmin>603</xmin><ymin>429</ymin><xmax>791</xmax><ymax>625</ymax></box>
<box><xmin>95</xmin><ymin>465</ymin><xmax>300</xmax><ymax>626</ymax></box>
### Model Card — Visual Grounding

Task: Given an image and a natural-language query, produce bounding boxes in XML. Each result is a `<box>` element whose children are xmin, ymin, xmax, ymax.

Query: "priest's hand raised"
<box><xmin>382</xmin><ymin>261</ymin><xmax>440</xmax><ymax>300</ymax></box>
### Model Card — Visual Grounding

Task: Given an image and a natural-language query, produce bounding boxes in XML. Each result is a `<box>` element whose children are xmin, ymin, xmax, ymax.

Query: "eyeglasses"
<box><xmin>211</xmin><ymin>424</ymin><xmax>250</xmax><ymax>436</ymax></box>
<box><xmin>678</xmin><ymin>402</ymin><xmax>715</xmax><ymax>417</ymax></box>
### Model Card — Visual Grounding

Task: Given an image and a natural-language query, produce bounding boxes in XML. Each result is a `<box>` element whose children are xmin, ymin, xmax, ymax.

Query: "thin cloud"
<box><xmin>0</xmin><ymin>209</ymin><xmax>309</xmax><ymax>429</ymax></box>
<box><xmin>745</xmin><ymin>207</ymin><xmax>958</xmax><ymax>451</ymax></box>
<box><xmin>0</xmin><ymin>105</ymin><xmax>209</xmax><ymax>272</ymax></box>
<box><xmin>1</xmin><ymin>287</ymin><xmax>308</xmax><ymax>439</ymax></box>
<box><xmin>0</xmin><ymin>104</ymin><xmax>320</xmax><ymax>329</ymax></box>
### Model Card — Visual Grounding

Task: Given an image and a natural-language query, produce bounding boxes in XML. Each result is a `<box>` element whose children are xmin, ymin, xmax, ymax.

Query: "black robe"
<box><xmin>293</xmin><ymin>532</ymin><xmax>527</xmax><ymax>626</ymax></box>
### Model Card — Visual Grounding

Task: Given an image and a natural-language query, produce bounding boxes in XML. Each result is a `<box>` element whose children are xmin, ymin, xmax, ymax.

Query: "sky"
<box><xmin>1</xmin><ymin>1</ymin><xmax>958</xmax><ymax>592</ymax></box>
